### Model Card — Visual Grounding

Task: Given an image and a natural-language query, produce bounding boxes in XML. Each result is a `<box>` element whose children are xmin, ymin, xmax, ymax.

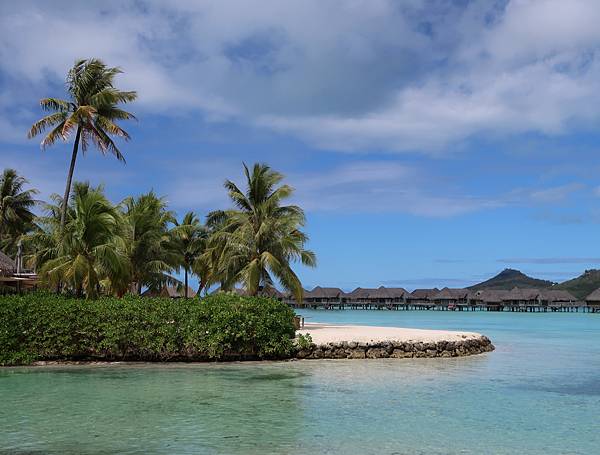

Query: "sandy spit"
<box><xmin>297</xmin><ymin>323</ymin><xmax>484</xmax><ymax>345</ymax></box>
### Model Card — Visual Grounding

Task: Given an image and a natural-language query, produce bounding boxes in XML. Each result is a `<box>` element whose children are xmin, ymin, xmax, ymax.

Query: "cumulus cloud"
<box><xmin>3</xmin><ymin>1</ymin><xmax>600</xmax><ymax>152</ymax></box>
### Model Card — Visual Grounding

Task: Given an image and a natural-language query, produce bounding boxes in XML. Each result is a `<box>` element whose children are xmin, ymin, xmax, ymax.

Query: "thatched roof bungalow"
<box><xmin>502</xmin><ymin>288</ymin><xmax>541</xmax><ymax>306</ymax></box>
<box><xmin>347</xmin><ymin>287</ymin><xmax>376</xmax><ymax>303</ymax></box>
<box><xmin>539</xmin><ymin>289</ymin><xmax>577</xmax><ymax>306</ymax></box>
<box><xmin>143</xmin><ymin>285</ymin><xmax>197</xmax><ymax>298</ymax></box>
<box><xmin>304</xmin><ymin>286</ymin><xmax>343</xmax><ymax>303</ymax></box>
<box><xmin>406</xmin><ymin>288</ymin><xmax>439</xmax><ymax>303</ymax></box>
<box><xmin>469</xmin><ymin>289</ymin><xmax>509</xmax><ymax>305</ymax></box>
<box><xmin>431</xmin><ymin>288</ymin><xmax>469</xmax><ymax>305</ymax></box>
<box><xmin>0</xmin><ymin>251</ymin><xmax>15</xmax><ymax>276</ymax></box>
<box><xmin>366</xmin><ymin>286</ymin><xmax>408</xmax><ymax>304</ymax></box>
<box><xmin>585</xmin><ymin>288</ymin><xmax>600</xmax><ymax>308</ymax></box>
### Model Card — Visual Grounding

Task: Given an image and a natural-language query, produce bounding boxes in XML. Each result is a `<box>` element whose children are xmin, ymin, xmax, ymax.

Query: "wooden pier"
<box><xmin>281</xmin><ymin>286</ymin><xmax>597</xmax><ymax>313</ymax></box>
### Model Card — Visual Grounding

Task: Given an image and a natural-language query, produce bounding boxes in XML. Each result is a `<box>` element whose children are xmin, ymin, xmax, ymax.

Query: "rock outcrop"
<box><xmin>295</xmin><ymin>336</ymin><xmax>494</xmax><ymax>360</ymax></box>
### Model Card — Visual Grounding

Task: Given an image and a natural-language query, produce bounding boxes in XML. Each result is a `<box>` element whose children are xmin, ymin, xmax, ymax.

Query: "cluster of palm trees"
<box><xmin>2</xmin><ymin>58</ymin><xmax>315</xmax><ymax>299</ymax></box>
<box><xmin>1</xmin><ymin>163</ymin><xmax>315</xmax><ymax>300</ymax></box>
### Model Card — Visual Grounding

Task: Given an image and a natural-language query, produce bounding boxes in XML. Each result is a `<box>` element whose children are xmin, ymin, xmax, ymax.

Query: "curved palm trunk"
<box><xmin>60</xmin><ymin>126</ymin><xmax>82</xmax><ymax>230</ymax></box>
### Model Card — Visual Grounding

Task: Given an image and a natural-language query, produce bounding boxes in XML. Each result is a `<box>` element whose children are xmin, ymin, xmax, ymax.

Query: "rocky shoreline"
<box><xmin>295</xmin><ymin>335</ymin><xmax>494</xmax><ymax>359</ymax></box>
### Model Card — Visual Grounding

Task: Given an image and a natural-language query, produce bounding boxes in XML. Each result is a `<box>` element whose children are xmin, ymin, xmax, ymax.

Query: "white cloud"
<box><xmin>4</xmin><ymin>1</ymin><xmax>600</xmax><ymax>152</ymax></box>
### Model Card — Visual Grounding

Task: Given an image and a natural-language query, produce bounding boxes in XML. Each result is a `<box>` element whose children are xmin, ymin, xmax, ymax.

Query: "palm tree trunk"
<box><xmin>60</xmin><ymin>126</ymin><xmax>82</xmax><ymax>230</ymax></box>
<box><xmin>184</xmin><ymin>268</ymin><xmax>189</xmax><ymax>298</ymax></box>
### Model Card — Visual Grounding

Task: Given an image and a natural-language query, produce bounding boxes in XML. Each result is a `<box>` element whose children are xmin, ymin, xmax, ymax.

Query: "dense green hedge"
<box><xmin>0</xmin><ymin>293</ymin><xmax>296</xmax><ymax>366</ymax></box>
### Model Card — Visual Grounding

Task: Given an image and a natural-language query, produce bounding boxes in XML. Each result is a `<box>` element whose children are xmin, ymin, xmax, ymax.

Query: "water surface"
<box><xmin>1</xmin><ymin>310</ymin><xmax>599</xmax><ymax>454</ymax></box>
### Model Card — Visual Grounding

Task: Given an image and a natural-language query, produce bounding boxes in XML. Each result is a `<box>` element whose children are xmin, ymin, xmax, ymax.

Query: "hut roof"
<box><xmin>504</xmin><ymin>287</ymin><xmax>540</xmax><ymax>301</ymax></box>
<box><xmin>368</xmin><ymin>286</ymin><xmax>393</xmax><ymax>299</ymax></box>
<box><xmin>585</xmin><ymin>287</ymin><xmax>600</xmax><ymax>302</ymax></box>
<box><xmin>306</xmin><ymin>286</ymin><xmax>343</xmax><ymax>299</ymax></box>
<box><xmin>470</xmin><ymin>289</ymin><xmax>510</xmax><ymax>303</ymax></box>
<box><xmin>0</xmin><ymin>251</ymin><xmax>15</xmax><ymax>276</ymax></box>
<box><xmin>408</xmin><ymin>288</ymin><xmax>439</xmax><ymax>299</ymax></box>
<box><xmin>385</xmin><ymin>287</ymin><xmax>409</xmax><ymax>298</ymax></box>
<box><xmin>347</xmin><ymin>287</ymin><xmax>376</xmax><ymax>298</ymax></box>
<box><xmin>432</xmin><ymin>287</ymin><xmax>469</xmax><ymax>300</ymax></box>
<box><xmin>540</xmin><ymin>289</ymin><xmax>577</xmax><ymax>302</ymax></box>
<box><xmin>144</xmin><ymin>285</ymin><xmax>197</xmax><ymax>298</ymax></box>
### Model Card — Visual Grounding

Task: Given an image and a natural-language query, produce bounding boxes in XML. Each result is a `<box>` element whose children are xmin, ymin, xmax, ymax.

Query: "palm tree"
<box><xmin>40</xmin><ymin>182</ymin><xmax>129</xmax><ymax>298</ymax></box>
<box><xmin>207</xmin><ymin>163</ymin><xmax>316</xmax><ymax>302</ymax></box>
<box><xmin>171</xmin><ymin>212</ymin><xmax>208</xmax><ymax>298</ymax></box>
<box><xmin>27</xmin><ymin>58</ymin><xmax>137</xmax><ymax>229</ymax></box>
<box><xmin>120</xmin><ymin>192</ymin><xmax>175</xmax><ymax>294</ymax></box>
<box><xmin>0</xmin><ymin>169</ymin><xmax>38</xmax><ymax>255</ymax></box>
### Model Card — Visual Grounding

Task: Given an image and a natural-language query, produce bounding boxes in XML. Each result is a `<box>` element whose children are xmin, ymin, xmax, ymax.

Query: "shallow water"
<box><xmin>1</xmin><ymin>310</ymin><xmax>599</xmax><ymax>454</ymax></box>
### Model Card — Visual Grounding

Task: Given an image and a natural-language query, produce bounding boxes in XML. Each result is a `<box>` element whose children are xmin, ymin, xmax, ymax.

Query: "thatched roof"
<box><xmin>144</xmin><ymin>285</ymin><xmax>197</xmax><ymax>298</ymax></box>
<box><xmin>305</xmin><ymin>286</ymin><xmax>343</xmax><ymax>299</ymax></box>
<box><xmin>470</xmin><ymin>289</ymin><xmax>509</xmax><ymax>303</ymax></box>
<box><xmin>408</xmin><ymin>288</ymin><xmax>439</xmax><ymax>299</ymax></box>
<box><xmin>369</xmin><ymin>286</ymin><xmax>393</xmax><ymax>299</ymax></box>
<box><xmin>385</xmin><ymin>287</ymin><xmax>409</xmax><ymax>298</ymax></box>
<box><xmin>432</xmin><ymin>287</ymin><xmax>469</xmax><ymax>300</ymax></box>
<box><xmin>347</xmin><ymin>287</ymin><xmax>376</xmax><ymax>299</ymax></box>
<box><xmin>0</xmin><ymin>251</ymin><xmax>15</xmax><ymax>276</ymax></box>
<box><xmin>585</xmin><ymin>287</ymin><xmax>600</xmax><ymax>302</ymax></box>
<box><xmin>504</xmin><ymin>287</ymin><xmax>540</xmax><ymax>301</ymax></box>
<box><xmin>540</xmin><ymin>289</ymin><xmax>577</xmax><ymax>303</ymax></box>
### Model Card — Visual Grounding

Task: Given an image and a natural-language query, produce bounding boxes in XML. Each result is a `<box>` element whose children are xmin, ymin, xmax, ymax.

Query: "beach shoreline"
<box><xmin>296</xmin><ymin>322</ymin><xmax>494</xmax><ymax>359</ymax></box>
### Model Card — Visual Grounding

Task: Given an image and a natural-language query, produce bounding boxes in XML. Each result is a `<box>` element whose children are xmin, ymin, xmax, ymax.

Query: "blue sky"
<box><xmin>3</xmin><ymin>0</ymin><xmax>600</xmax><ymax>290</ymax></box>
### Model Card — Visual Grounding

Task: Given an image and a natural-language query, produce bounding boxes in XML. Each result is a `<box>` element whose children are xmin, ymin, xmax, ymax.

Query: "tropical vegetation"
<box><xmin>0</xmin><ymin>169</ymin><xmax>38</xmax><ymax>256</ymax></box>
<box><xmin>3</xmin><ymin>58</ymin><xmax>314</xmax><ymax>301</ymax></box>
<box><xmin>0</xmin><ymin>292</ymin><xmax>297</xmax><ymax>366</ymax></box>
<box><xmin>27</xmin><ymin>58</ymin><xmax>137</xmax><ymax>229</ymax></box>
<box><xmin>1</xmin><ymin>162</ymin><xmax>314</xmax><ymax>300</ymax></box>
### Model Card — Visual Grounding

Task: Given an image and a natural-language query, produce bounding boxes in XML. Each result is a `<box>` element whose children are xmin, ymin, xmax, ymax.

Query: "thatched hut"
<box><xmin>303</xmin><ymin>286</ymin><xmax>343</xmax><ymax>304</ymax></box>
<box><xmin>585</xmin><ymin>288</ymin><xmax>600</xmax><ymax>311</ymax></box>
<box><xmin>468</xmin><ymin>289</ymin><xmax>509</xmax><ymax>309</ymax></box>
<box><xmin>0</xmin><ymin>251</ymin><xmax>15</xmax><ymax>276</ymax></box>
<box><xmin>347</xmin><ymin>287</ymin><xmax>376</xmax><ymax>304</ymax></box>
<box><xmin>406</xmin><ymin>288</ymin><xmax>439</xmax><ymax>305</ymax></box>
<box><xmin>431</xmin><ymin>288</ymin><xmax>470</xmax><ymax>307</ymax></box>
<box><xmin>539</xmin><ymin>289</ymin><xmax>577</xmax><ymax>308</ymax></box>
<box><xmin>502</xmin><ymin>288</ymin><xmax>541</xmax><ymax>308</ymax></box>
<box><xmin>143</xmin><ymin>285</ymin><xmax>197</xmax><ymax>298</ymax></box>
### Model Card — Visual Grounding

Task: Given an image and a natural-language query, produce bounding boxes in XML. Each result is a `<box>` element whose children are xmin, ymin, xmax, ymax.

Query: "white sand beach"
<box><xmin>297</xmin><ymin>323</ymin><xmax>483</xmax><ymax>344</ymax></box>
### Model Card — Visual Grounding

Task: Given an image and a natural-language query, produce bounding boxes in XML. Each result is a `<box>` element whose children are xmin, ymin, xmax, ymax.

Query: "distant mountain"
<box><xmin>469</xmin><ymin>268</ymin><xmax>554</xmax><ymax>290</ymax></box>
<box><xmin>554</xmin><ymin>269</ymin><xmax>600</xmax><ymax>300</ymax></box>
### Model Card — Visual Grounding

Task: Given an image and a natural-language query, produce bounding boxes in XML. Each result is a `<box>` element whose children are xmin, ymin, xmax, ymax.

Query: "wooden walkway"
<box><xmin>286</xmin><ymin>301</ymin><xmax>596</xmax><ymax>313</ymax></box>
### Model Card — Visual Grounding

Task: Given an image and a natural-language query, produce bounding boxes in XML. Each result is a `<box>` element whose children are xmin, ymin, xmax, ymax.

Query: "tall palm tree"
<box><xmin>27</xmin><ymin>58</ymin><xmax>137</xmax><ymax>229</ymax></box>
<box><xmin>120</xmin><ymin>192</ymin><xmax>175</xmax><ymax>294</ymax></box>
<box><xmin>207</xmin><ymin>163</ymin><xmax>316</xmax><ymax>302</ymax></box>
<box><xmin>171</xmin><ymin>211</ymin><xmax>208</xmax><ymax>298</ymax></box>
<box><xmin>0</xmin><ymin>169</ymin><xmax>38</xmax><ymax>255</ymax></box>
<box><xmin>40</xmin><ymin>182</ymin><xmax>128</xmax><ymax>298</ymax></box>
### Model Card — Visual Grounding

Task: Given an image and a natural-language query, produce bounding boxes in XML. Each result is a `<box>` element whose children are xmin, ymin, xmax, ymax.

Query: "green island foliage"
<box><xmin>0</xmin><ymin>293</ymin><xmax>296</xmax><ymax>366</ymax></box>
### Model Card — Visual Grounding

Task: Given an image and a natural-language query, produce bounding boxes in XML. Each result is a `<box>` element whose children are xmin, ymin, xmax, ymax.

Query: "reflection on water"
<box><xmin>1</xmin><ymin>311</ymin><xmax>599</xmax><ymax>454</ymax></box>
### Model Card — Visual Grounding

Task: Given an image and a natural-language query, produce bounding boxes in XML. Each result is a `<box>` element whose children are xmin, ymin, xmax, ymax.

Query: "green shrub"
<box><xmin>0</xmin><ymin>292</ymin><xmax>296</xmax><ymax>366</ymax></box>
<box><xmin>296</xmin><ymin>333</ymin><xmax>313</xmax><ymax>350</ymax></box>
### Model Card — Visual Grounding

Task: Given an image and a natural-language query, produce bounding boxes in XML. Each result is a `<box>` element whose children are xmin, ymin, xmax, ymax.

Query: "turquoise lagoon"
<box><xmin>1</xmin><ymin>310</ymin><xmax>599</xmax><ymax>454</ymax></box>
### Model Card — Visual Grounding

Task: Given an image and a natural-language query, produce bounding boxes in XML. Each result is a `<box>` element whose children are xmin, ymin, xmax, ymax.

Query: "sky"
<box><xmin>3</xmin><ymin>0</ymin><xmax>600</xmax><ymax>290</ymax></box>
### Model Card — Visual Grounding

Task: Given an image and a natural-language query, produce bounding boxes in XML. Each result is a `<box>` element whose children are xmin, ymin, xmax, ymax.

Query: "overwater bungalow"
<box><xmin>585</xmin><ymin>288</ymin><xmax>600</xmax><ymax>312</ymax></box>
<box><xmin>431</xmin><ymin>287</ymin><xmax>470</xmax><ymax>309</ymax></box>
<box><xmin>468</xmin><ymin>289</ymin><xmax>510</xmax><ymax>310</ymax></box>
<box><xmin>406</xmin><ymin>288</ymin><xmax>439</xmax><ymax>308</ymax></box>
<box><xmin>502</xmin><ymin>287</ymin><xmax>541</xmax><ymax>311</ymax></box>
<box><xmin>303</xmin><ymin>286</ymin><xmax>344</xmax><ymax>307</ymax></box>
<box><xmin>539</xmin><ymin>289</ymin><xmax>578</xmax><ymax>310</ymax></box>
<box><xmin>366</xmin><ymin>286</ymin><xmax>408</xmax><ymax>306</ymax></box>
<box><xmin>347</xmin><ymin>287</ymin><xmax>376</xmax><ymax>307</ymax></box>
